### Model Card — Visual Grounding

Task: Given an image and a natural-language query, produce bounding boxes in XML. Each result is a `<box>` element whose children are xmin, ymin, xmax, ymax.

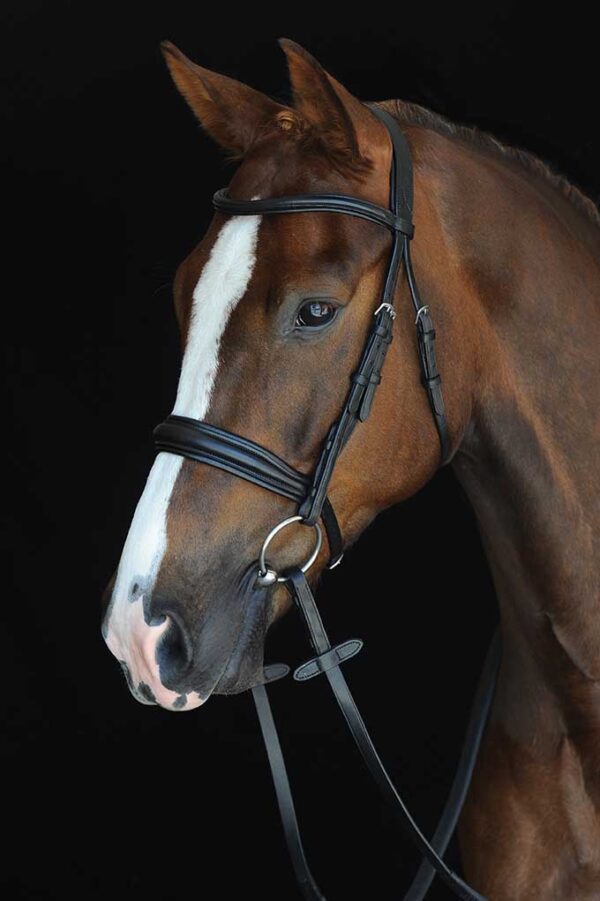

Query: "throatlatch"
<box><xmin>154</xmin><ymin>103</ymin><xmax>498</xmax><ymax>900</ymax></box>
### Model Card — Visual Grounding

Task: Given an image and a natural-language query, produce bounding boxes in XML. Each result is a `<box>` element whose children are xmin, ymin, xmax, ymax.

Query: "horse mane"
<box><xmin>387</xmin><ymin>99</ymin><xmax>600</xmax><ymax>229</ymax></box>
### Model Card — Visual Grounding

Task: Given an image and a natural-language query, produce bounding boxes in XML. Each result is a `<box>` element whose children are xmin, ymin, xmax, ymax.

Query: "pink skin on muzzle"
<box><xmin>104</xmin><ymin>597</ymin><xmax>204</xmax><ymax>711</ymax></box>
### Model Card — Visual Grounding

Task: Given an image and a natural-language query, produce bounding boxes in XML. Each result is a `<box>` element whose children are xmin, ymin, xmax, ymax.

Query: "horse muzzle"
<box><xmin>102</xmin><ymin>571</ymin><xmax>273</xmax><ymax>710</ymax></box>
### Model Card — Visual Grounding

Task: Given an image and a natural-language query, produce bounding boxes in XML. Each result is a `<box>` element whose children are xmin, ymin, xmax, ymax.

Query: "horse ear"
<box><xmin>278</xmin><ymin>38</ymin><xmax>389</xmax><ymax>164</ymax></box>
<box><xmin>161</xmin><ymin>41</ymin><xmax>286</xmax><ymax>154</ymax></box>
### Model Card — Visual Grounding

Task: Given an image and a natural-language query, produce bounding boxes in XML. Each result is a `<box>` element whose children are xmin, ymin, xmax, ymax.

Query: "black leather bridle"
<box><xmin>153</xmin><ymin>106</ymin><xmax>500</xmax><ymax>900</ymax></box>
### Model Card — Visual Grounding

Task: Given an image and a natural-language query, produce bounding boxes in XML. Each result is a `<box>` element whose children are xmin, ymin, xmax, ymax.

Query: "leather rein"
<box><xmin>153</xmin><ymin>105</ymin><xmax>500</xmax><ymax>900</ymax></box>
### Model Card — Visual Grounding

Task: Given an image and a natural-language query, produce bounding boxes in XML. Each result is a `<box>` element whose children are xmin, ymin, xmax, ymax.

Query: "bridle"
<box><xmin>153</xmin><ymin>105</ymin><xmax>500</xmax><ymax>900</ymax></box>
<box><xmin>154</xmin><ymin>105</ymin><xmax>449</xmax><ymax>569</ymax></box>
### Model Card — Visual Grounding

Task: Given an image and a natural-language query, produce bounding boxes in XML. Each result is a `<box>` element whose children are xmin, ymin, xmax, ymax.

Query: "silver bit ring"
<box><xmin>256</xmin><ymin>515</ymin><xmax>323</xmax><ymax>586</ymax></box>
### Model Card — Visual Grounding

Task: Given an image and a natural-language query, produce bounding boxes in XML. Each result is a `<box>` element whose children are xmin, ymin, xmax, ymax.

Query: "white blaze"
<box><xmin>173</xmin><ymin>213</ymin><xmax>261</xmax><ymax>416</ymax></box>
<box><xmin>104</xmin><ymin>213</ymin><xmax>261</xmax><ymax>697</ymax></box>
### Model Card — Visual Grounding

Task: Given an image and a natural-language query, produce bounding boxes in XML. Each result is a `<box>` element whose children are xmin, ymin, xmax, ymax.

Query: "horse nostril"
<box><xmin>155</xmin><ymin>612</ymin><xmax>194</xmax><ymax>686</ymax></box>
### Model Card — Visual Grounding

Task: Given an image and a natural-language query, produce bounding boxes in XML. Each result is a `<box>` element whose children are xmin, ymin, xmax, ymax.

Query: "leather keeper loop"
<box><xmin>293</xmin><ymin>639</ymin><xmax>363</xmax><ymax>682</ymax></box>
<box><xmin>262</xmin><ymin>663</ymin><xmax>291</xmax><ymax>683</ymax></box>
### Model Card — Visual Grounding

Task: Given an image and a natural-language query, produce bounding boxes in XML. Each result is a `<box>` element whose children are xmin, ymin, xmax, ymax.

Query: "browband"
<box><xmin>213</xmin><ymin>188</ymin><xmax>415</xmax><ymax>238</ymax></box>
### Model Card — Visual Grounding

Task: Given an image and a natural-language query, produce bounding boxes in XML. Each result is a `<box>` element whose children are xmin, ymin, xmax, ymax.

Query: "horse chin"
<box><xmin>212</xmin><ymin>662</ymin><xmax>265</xmax><ymax>696</ymax></box>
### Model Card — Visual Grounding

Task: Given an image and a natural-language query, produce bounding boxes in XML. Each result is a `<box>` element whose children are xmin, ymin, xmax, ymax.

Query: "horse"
<box><xmin>101</xmin><ymin>38</ymin><xmax>600</xmax><ymax>899</ymax></box>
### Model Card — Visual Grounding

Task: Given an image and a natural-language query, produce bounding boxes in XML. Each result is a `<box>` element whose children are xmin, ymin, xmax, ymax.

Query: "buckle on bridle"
<box><xmin>328</xmin><ymin>553</ymin><xmax>344</xmax><ymax>570</ymax></box>
<box><xmin>256</xmin><ymin>515</ymin><xmax>323</xmax><ymax>587</ymax></box>
<box><xmin>374</xmin><ymin>302</ymin><xmax>396</xmax><ymax>319</ymax></box>
<box><xmin>414</xmin><ymin>304</ymin><xmax>430</xmax><ymax>325</ymax></box>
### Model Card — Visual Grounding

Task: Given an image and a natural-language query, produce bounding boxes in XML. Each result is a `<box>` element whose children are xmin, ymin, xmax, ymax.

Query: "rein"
<box><xmin>153</xmin><ymin>105</ymin><xmax>500</xmax><ymax>900</ymax></box>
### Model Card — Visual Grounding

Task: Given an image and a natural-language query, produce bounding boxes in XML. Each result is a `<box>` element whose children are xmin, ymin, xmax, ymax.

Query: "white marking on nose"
<box><xmin>106</xmin><ymin>597</ymin><xmax>203</xmax><ymax>710</ymax></box>
<box><xmin>104</xmin><ymin>212</ymin><xmax>262</xmax><ymax>707</ymax></box>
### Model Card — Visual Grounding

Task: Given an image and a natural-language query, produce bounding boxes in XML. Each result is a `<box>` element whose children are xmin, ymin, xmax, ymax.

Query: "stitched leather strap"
<box><xmin>153</xmin><ymin>415</ymin><xmax>344</xmax><ymax>567</ymax></box>
<box><xmin>254</xmin><ymin>634</ymin><xmax>500</xmax><ymax>901</ymax></box>
<box><xmin>293</xmin><ymin>638</ymin><xmax>363</xmax><ymax>682</ymax></box>
<box><xmin>321</xmin><ymin>498</ymin><xmax>344</xmax><ymax>568</ymax></box>
<box><xmin>214</xmin><ymin>187</ymin><xmax>414</xmax><ymax>237</ymax></box>
<box><xmin>252</xmin><ymin>682</ymin><xmax>325</xmax><ymax>901</ymax></box>
<box><xmin>403</xmin><ymin>240</ymin><xmax>451</xmax><ymax>464</ymax></box>
<box><xmin>368</xmin><ymin>105</ymin><xmax>414</xmax><ymax>217</ymax></box>
<box><xmin>299</xmin><ymin>302</ymin><xmax>396</xmax><ymax>524</ymax></box>
<box><xmin>154</xmin><ymin>415</ymin><xmax>309</xmax><ymax>503</ymax></box>
<box><xmin>371</xmin><ymin>105</ymin><xmax>450</xmax><ymax>466</ymax></box>
<box><xmin>369</xmin><ymin>105</ymin><xmax>407</xmax><ymax>310</ymax></box>
<box><xmin>404</xmin><ymin>630</ymin><xmax>502</xmax><ymax>900</ymax></box>
<box><xmin>282</xmin><ymin>567</ymin><xmax>488</xmax><ymax>901</ymax></box>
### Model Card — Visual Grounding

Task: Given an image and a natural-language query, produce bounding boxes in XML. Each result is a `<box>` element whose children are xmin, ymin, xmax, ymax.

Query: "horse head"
<box><xmin>102</xmin><ymin>40</ymin><xmax>461</xmax><ymax>710</ymax></box>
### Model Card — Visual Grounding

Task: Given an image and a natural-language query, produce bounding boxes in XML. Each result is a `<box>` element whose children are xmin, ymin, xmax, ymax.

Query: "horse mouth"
<box><xmin>119</xmin><ymin>662</ymin><xmax>157</xmax><ymax>706</ymax></box>
<box><xmin>118</xmin><ymin>660</ymin><xmax>202</xmax><ymax>710</ymax></box>
<box><xmin>210</xmin><ymin>584</ymin><xmax>272</xmax><ymax>696</ymax></box>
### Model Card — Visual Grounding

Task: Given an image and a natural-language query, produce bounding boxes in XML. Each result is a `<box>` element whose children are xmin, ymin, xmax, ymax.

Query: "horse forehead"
<box><xmin>227</xmin><ymin>138</ymin><xmax>314</xmax><ymax>194</ymax></box>
<box><xmin>228</xmin><ymin>133</ymin><xmax>362</xmax><ymax>199</ymax></box>
<box><xmin>181</xmin><ymin>213</ymin><xmax>360</xmax><ymax>316</ymax></box>
<box><xmin>177</xmin><ymin>143</ymin><xmax>376</xmax><ymax>299</ymax></box>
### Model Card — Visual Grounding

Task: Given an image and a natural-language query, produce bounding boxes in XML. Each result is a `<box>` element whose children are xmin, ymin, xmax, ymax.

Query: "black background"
<box><xmin>3</xmin><ymin>2</ymin><xmax>598</xmax><ymax>899</ymax></box>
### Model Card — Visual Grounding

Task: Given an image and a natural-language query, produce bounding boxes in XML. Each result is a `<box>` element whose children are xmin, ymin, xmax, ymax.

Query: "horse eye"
<box><xmin>295</xmin><ymin>300</ymin><xmax>337</xmax><ymax>329</ymax></box>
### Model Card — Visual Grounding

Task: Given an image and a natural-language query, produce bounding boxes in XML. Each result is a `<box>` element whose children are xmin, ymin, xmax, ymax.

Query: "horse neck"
<box><xmin>411</xmin><ymin>121</ymin><xmax>600</xmax><ymax>765</ymax></box>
